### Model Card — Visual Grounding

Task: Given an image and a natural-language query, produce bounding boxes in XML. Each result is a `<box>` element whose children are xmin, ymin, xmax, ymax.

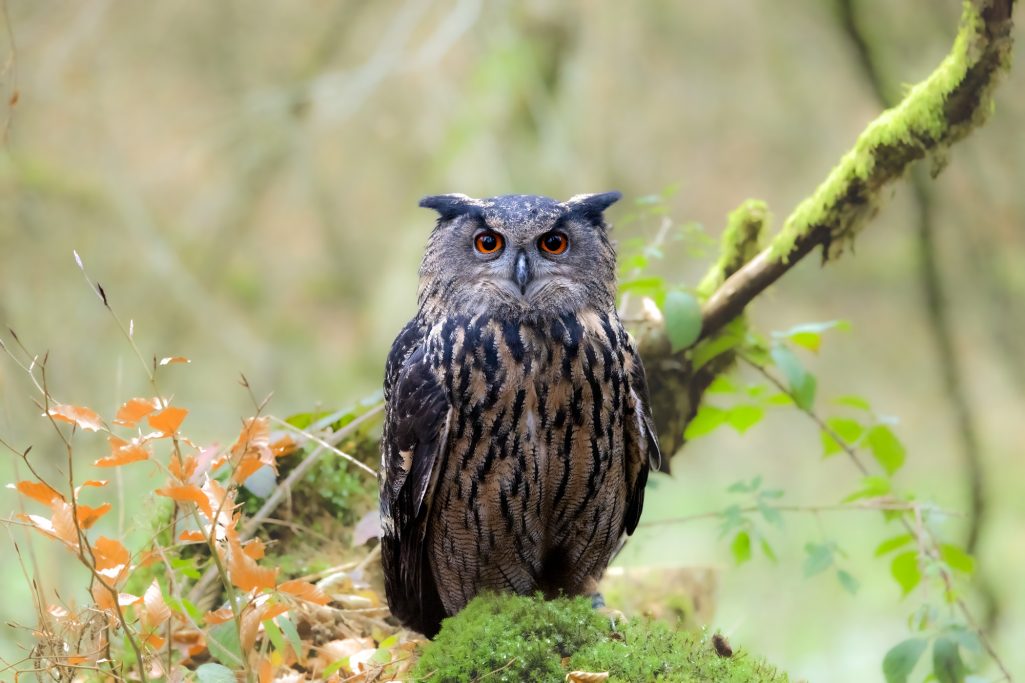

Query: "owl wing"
<box><xmin>623</xmin><ymin>344</ymin><xmax>662</xmax><ymax>535</ymax></box>
<box><xmin>380</xmin><ymin>319</ymin><xmax>451</xmax><ymax>634</ymax></box>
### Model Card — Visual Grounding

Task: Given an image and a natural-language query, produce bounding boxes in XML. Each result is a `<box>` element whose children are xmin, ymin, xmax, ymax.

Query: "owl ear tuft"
<box><xmin>562</xmin><ymin>191</ymin><xmax>622</xmax><ymax>225</ymax></box>
<box><xmin>419</xmin><ymin>194</ymin><xmax>481</xmax><ymax>221</ymax></box>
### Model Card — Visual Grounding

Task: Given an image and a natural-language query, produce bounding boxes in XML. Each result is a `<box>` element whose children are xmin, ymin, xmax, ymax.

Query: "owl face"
<box><xmin>417</xmin><ymin>193</ymin><xmax>622</xmax><ymax>320</ymax></box>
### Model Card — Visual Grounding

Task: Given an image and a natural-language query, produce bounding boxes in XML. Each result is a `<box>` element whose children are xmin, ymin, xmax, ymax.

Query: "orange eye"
<box><xmin>474</xmin><ymin>231</ymin><xmax>504</xmax><ymax>254</ymax></box>
<box><xmin>538</xmin><ymin>231</ymin><xmax>568</xmax><ymax>255</ymax></box>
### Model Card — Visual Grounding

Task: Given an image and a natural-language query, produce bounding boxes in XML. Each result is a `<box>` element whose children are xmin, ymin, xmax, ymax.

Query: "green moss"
<box><xmin>413</xmin><ymin>593</ymin><xmax>788</xmax><ymax>682</ymax></box>
<box><xmin>697</xmin><ymin>199</ymin><xmax>768</xmax><ymax>297</ymax></box>
<box><xmin>769</xmin><ymin>0</ymin><xmax>1002</xmax><ymax>262</ymax></box>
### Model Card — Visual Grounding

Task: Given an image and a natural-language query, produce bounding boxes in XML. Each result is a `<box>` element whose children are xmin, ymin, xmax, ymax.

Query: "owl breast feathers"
<box><xmin>379</xmin><ymin>192</ymin><xmax>661</xmax><ymax>636</ymax></box>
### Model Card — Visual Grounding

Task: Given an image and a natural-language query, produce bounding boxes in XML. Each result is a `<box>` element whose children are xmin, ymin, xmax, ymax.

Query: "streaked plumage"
<box><xmin>380</xmin><ymin>193</ymin><xmax>660</xmax><ymax>636</ymax></box>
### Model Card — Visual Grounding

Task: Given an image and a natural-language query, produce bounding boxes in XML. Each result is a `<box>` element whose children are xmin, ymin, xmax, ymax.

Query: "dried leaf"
<box><xmin>159</xmin><ymin>356</ymin><xmax>190</xmax><ymax>366</ymax></box>
<box><xmin>50</xmin><ymin>500</ymin><xmax>80</xmax><ymax>548</ymax></box>
<box><xmin>179</xmin><ymin>530</ymin><xmax>207</xmax><ymax>543</ymax></box>
<box><xmin>565</xmin><ymin>672</ymin><xmax>610</xmax><ymax>682</ymax></box>
<box><xmin>9</xmin><ymin>480</ymin><xmax>64</xmax><ymax>506</ymax></box>
<box><xmin>169</xmin><ymin>454</ymin><xmax>199</xmax><ymax>483</ymax></box>
<box><xmin>270</xmin><ymin>434</ymin><xmax>298</xmax><ymax>458</ymax></box>
<box><xmin>231</xmin><ymin>417</ymin><xmax>271</xmax><ymax>459</ymax></box>
<box><xmin>156</xmin><ymin>485</ymin><xmax>213</xmax><ymax>521</ymax></box>
<box><xmin>96</xmin><ymin>436</ymin><xmax>150</xmax><ymax>467</ymax></box>
<box><xmin>113</xmin><ymin>398</ymin><xmax>159</xmax><ymax>427</ymax></box>
<box><xmin>148</xmin><ymin>406</ymin><xmax>188</xmax><ymax>436</ymax></box>
<box><xmin>143</xmin><ymin>579</ymin><xmax>172</xmax><ymax>629</ymax></box>
<box><xmin>75</xmin><ymin>502</ymin><xmax>112</xmax><ymax>529</ymax></box>
<box><xmin>226</xmin><ymin>530</ymin><xmax>278</xmax><ymax>592</ymax></box>
<box><xmin>278</xmin><ymin>580</ymin><xmax>330</xmax><ymax>606</ymax></box>
<box><xmin>47</xmin><ymin>404</ymin><xmax>105</xmax><ymax>432</ymax></box>
<box><xmin>233</xmin><ymin>456</ymin><xmax>265</xmax><ymax>484</ymax></box>
<box><xmin>93</xmin><ymin>536</ymin><xmax>131</xmax><ymax>584</ymax></box>
<box><xmin>205</xmin><ymin>607</ymin><xmax>234</xmax><ymax>625</ymax></box>
<box><xmin>243</xmin><ymin>538</ymin><xmax>266</xmax><ymax>560</ymax></box>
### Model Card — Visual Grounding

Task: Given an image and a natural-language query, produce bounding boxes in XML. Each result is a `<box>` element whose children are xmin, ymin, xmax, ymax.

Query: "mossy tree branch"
<box><xmin>698</xmin><ymin>0</ymin><xmax>1014</xmax><ymax>340</ymax></box>
<box><xmin>634</xmin><ymin>0</ymin><xmax>1014</xmax><ymax>460</ymax></box>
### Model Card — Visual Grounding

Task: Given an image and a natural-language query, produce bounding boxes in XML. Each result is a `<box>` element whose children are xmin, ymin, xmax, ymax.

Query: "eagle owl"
<box><xmin>380</xmin><ymin>192</ymin><xmax>661</xmax><ymax>636</ymax></box>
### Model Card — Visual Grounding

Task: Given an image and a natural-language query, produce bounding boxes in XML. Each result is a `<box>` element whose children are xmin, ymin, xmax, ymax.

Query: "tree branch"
<box><xmin>698</xmin><ymin>0</ymin><xmax>1014</xmax><ymax>340</ymax></box>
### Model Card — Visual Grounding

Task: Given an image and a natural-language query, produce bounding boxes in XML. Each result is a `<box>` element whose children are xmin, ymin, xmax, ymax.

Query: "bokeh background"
<box><xmin>1</xmin><ymin>1</ymin><xmax>1023</xmax><ymax>680</ymax></box>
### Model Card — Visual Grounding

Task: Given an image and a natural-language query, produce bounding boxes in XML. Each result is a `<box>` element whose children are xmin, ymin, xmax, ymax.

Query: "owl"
<box><xmin>379</xmin><ymin>192</ymin><xmax>661</xmax><ymax>637</ymax></box>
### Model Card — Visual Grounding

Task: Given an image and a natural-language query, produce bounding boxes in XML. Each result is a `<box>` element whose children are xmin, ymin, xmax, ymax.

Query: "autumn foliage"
<box><xmin>3</xmin><ymin>340</ymin><xmax>419</xmax><ymax>682</ymax></box>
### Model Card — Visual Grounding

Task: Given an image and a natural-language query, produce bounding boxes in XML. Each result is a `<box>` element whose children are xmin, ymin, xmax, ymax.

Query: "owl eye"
<box><xmin>538</xmin><ymin>231</ymin><xmax>569</xmax><ymax>255</ymax></box>
<box><xmin>474</xmin><ymin>231</ymin><xmax>504</xmax><ymax>254</ymax></box>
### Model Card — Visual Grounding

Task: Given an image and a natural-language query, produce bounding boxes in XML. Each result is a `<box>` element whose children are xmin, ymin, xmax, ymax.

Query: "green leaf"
<box><xmin>372</xmin><ymin>647</ymin><xmax>393</xmax><ymax>665</ymax></box>
<box><xmin>939</xmin><ymin>544</ymin><xmax>975</xmax><ymax>575</ymax></box>
<box><xmin>263</xmin><ymin>618</ymin><xmax>285</xmax><ymax>654</ymax></box>
<box><xmin>731</xmin><ymin>531</ymin><xmax>752</xmax><ymax>565</ymax></box>
<box><xmin>322</xmin><ymin>657</ymin><xmax>350</xmax><ymax>678</ymax></box>
<box><xmin>875</xmin><ymin>534</ymin><xmax>914</xmax><ymax>557</ymax></box>
<box><xmin>196</xmin><ymin>663</ymin><xmax>237</xmax><ymax>683</ymax></box>
<box><xmin>867</xmin><ymin>425</ymin><xmax>906</xmax><ymax>475</ymax></box>
<box><xmin>883</xmin><ymin>638</ymin><xmax>928</xmax><ymax>683</ymax></box>
<box><xmin>834</xmin><ymin>394</ymin><xmax>872</xmax><ymax>411</ymax></box>
<box><xmin>706</xmin><ymin>375</ymin><xmax>738</xmax><ymax>394</ymax></box>
<box><xmin>664</xmin><ymin>290</ymin><xmax>702</xmax><ymax>351</ymax></box>
<box><xmin>758</xmin><ymin>501</ymin><xmax>783</xmax><ymax>528</ymax></box>
<box><xmin>278</xmin><ymin>616</ymin><xmax>304</xmax><ymax>665</ymax></box>
<box><xmin>769</xmin><ymin>344</ymin><xmax>816</xmax><ymax>409</ymax></box>
<box><xmin>803</xmin><ymin>542</ymin><xmax>835</xmax><ymax>577</ymax></box>
<box><xmin>774</xmin><ymin>320</ymin><xmax>851</xmax><ymax>353</ymax></box>
<box><xmin>836</xmin><ymin>569</ymin><xmax>860</xmax><ymax>594</ymax></box>
<box><xmin>820</xmin><ymin>417</ymin><xmax>863</xmax><ymax>457</ymax></box>
<box><xmin>932</xmin><ymin>637</ymin><xmax>967</xmax><ymax>683</ymax></box>
<box><xmin>691</xmin><ymin>324</ymin><xmax>744</xmax><ymax>371</ymax></box>
<box><xmin>762</xmin><ymin>392</ymin><xmax>794</xmax><ymax>407</ymax></box>
<box><xmin>891</xmin><ymin>551</ymin><xmax>922</xmax><ymax>596</ymax></box>
<box><xmin>760</xmin><ymin>538</ymin><xmax>778</xmax><ymax>562</ymax></box>
<box><xmin>725</xmin><ymin>404</ymin><xmax>764</xmax><ymax>434</ymax></box>
<box><xmin>170</xmin><ymin>555</ymin><xmax>202</xmax><ymax>580</ymax></box>
<box><xmin>843</xmin><ymin>475</ymin><xmax>892</xmax><ymax>502</ymax></box>
<box><xmin>684</xmin><ymin>405</ymin><xmax>726</xmax><ymax>439</ymax></box>
<box><xmin>206</xmin><ymin>622</ymin><xmax>243</xmax><ymax>667</ymax></box>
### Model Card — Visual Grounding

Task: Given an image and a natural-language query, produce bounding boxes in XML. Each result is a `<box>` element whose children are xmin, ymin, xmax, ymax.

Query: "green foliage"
<box><xmin>664</xmin><ymin>289</ymin><xmax>702</xmax><ymax>351</ymax></box>
<box><xmin>413</xmin><ymin>593</ymin><xmax>788</xmax><ymax>682</ymax></box>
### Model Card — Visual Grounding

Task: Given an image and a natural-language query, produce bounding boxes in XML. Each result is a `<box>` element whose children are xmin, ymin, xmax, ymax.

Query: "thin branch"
<box><xmin>640</xmin><ymin>500</ymin><xmax>957</xmax><ymax>528</ymax></box>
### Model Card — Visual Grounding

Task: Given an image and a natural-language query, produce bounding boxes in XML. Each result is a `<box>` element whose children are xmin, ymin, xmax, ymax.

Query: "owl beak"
<box><xmin>514</xmin><ymin>250</ymin><xmax>531</xmax><ymax>295</ymax></box>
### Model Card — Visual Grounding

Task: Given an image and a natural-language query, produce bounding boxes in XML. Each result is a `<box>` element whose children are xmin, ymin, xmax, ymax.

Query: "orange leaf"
<box><xmin>168</xmin><ymin>454</ymin><xmax>198</xmax><ymax>483</ymax></box>
<box><xmin>75</xmin><ymin>502</ymin><xmax>111</xmax><ymax>529</ymax></box>
<box><xmin>78</xmin><ymin>479</ymin><xmax>109</xmax><ymax>489</ymax></box>
<box><xmin>178</xmin><ymin>530</ymin><xmax>206</xmax><ymax>543</ymax></box>
<box><xmin>232</xmin><ymin>455</ymin><xmax>264</xmax><ymax>484</ymax></box>
<box><xmin>261</xmin><ymin>603</ymin><xmax>288</xmax><ymax>621</ymax></box>
<box><xmin>65</xmin><ymin>655</ymin><xmax>89</xmax><ymax>666</ymax></box>
<box><xmin>258</xmin><ymin>656</ymin><xmax>275</xmax><ymax>683</ymax></box>
<box><xmin>278</xmin><ymin>579</ymin><xmax>330</xmax><ymax>606</ymax></box>
<box><xmin>9</xmin><ymin>480</ymin><xmax>64</xmax><ymax>506</ymax></box>
<box><xmin>227</xmin><ymin>535</ymin><xmax>278</xmax><ymax>592</ymax></box>
<box><xmin>46</xmin><ymin>404</ymin><xmax>105</xmax><ymax>432</ymax></box>
<box><xmin>242</xmin><ymin>538</ymin><xmax>266</xmax><ymax>560</ymax></box>
<box><xmin>113</xmin><ymin>398</ymin><xmax>159</xmax><ymax>427</ymax></box>
<box><xmin>143</xmin><ymin>579</ymin><xmax>171</xmax><ymax>629</ymax></box>
<box><xmin>95</xmin><ymin>437</ymin><xmax>150</xmax><ymax>467</ymax></box>
<box><xmin>51</xmin><ymin>500</ymin><xmax>80</xmax><ymax>548</ymax></box>
<box><xmin>201</xmin><ymin>479</ymin><xmax>234</xmax><ymax>523</ymax></box>
<box><xmin>204</xmin><ymin>606</ymin><xmax>234</xmax><ymax>625</ymax></box>
<box><xmin>143</xmin><ymin>632</ymin><xmax>166</xmax><ymax>649</ymax></box>
<box><xmin>148</xmin><ymin>406</ymin><xmax>188</xmax><ymax>436</ymax></box>
<box><xmin>159</xmin><ymin>356</ymin><xmax>190</xmax><ymax>366</ymax></box>
<box><xmin>231</xmin><ymin>417</ymin><xmax>270</xmax><ymax>458</ymax></box>
<box><xmin>156</xmin><ymin>485</ymin><xmax>213</xmax><ymax>521</ymax></box>
<box><xmin>93</xmin><ymin>536</ymin><xmax>131</xmax><ymax>584</ymax></box>
<box><xmin>271</xmin><ymin>434</ymin><xmax>298</xmax><ymax>458</ymax></box>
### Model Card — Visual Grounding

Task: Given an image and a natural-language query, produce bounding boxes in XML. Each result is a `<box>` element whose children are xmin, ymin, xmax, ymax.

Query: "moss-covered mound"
<box><xmin>412</xmin><ymin>593</ymin><xmax>788</xmax><ymax>682</ymax></box>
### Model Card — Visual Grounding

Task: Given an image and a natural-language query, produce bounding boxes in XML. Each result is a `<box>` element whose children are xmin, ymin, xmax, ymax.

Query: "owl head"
<box><xmin>416</xmin><ymin>192</ymin><xmax>622</xmax><ymax>320</ymax></box>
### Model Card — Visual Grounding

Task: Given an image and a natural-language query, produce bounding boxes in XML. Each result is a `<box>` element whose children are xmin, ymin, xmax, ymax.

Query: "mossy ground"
<box><xmin>413</xmin><ymin>593</ymin><xmax>788</xmax><ymax>683</ymax></box>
